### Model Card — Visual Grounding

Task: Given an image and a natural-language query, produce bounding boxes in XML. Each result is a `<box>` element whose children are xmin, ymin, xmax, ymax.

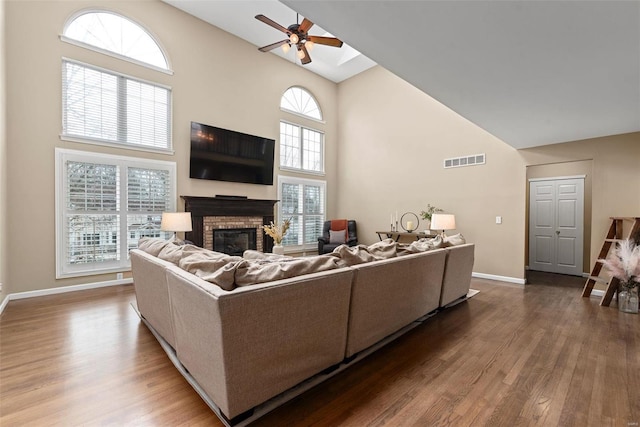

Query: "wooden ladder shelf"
<box><xmin>582</xmin><ymin>217</ymin><xmax>640</xmax><ymax>306</ymax></box>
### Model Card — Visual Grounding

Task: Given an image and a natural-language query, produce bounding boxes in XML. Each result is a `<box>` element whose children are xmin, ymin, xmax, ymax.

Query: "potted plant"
<box><xmin>601</xmin><ymin>239</ymin><xmax>640</xmax><ymax>313</ymax></box>
<box><xmin>419</xmin><ymin>204</ymin><xmax>443</xmax><ymax>230</ymax></box>
<box><xmin>263</xmin><ymin>218</ymin><xmax>291</xmax><ymax>255</ymax></box>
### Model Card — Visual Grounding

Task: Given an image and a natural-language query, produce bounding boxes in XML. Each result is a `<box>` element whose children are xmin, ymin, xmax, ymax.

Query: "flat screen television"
<box><xmin>189</xmin><ymin>122</ymin><xmax>275</xmax><ymax>185</ymax></box>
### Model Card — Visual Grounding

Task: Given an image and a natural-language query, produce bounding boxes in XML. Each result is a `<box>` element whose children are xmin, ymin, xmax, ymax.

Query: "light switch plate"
<box><xmin>496</xmin><ymin>216</ymin><xmax>502</xmax><ymax>224</ymax></box>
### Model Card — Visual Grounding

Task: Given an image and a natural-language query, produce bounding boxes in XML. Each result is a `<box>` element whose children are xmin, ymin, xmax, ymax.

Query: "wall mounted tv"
<box><xmin>189</xmin><ymin>122</ymin><xmax>275</xmax><ymax>185</ymax></box>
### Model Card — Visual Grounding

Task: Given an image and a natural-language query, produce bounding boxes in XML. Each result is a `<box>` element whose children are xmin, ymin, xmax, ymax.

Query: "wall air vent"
<box><xmin>444</xmin><ymin>153</ymin><xmax>485</xmax><ymax>169</ymax></box>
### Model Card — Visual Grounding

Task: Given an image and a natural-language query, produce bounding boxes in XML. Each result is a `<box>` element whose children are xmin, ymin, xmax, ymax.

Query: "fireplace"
<box><xmin>213</xmin><ymin>228</ymin><xmax>257</xmax><ymax>256</ymax></box>
<box><xmin>181</xmin><ymin>196</ymin><xmax>278</xmax><ymax>252</ymax></box>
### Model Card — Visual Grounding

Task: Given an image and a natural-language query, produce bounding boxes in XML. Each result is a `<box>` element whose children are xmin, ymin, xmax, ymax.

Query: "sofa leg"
<box><xmin>321</xmin><ymin>363</ymin><xmax>341</xmax><ymax>375</ymax></box>
<box><xmin>222</xmin><ymin>408</ymin><xmax>254</xmax><ymax>426</ymax></box>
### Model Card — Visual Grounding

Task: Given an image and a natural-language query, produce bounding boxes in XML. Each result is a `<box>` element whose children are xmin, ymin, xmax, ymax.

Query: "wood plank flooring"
<box><xmin>1</xmin><ymin>273</ymin><xmax>638</xmax><ymax>426</ymax></box>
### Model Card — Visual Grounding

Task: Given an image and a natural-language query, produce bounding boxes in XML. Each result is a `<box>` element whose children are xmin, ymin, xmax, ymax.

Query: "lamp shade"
<box><xmin>430</xmin><ymin>213</ymin><xmax>456</xmax><ymax>231</ymax></box>
<box><xmin>160</xmin><ymin>212</ymin><xmax>192</xmax><ymax>232</ymax></box>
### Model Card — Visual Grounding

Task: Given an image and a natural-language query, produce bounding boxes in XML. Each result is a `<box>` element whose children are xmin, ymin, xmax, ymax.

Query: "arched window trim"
<box><xmin>60</xmin><ymin>9</ymin><xmax>173</xmax><ymax>75</ymax></box>
<box><xmin>280</xmin><ymin>86</ymin><xmax>325</xmax><ymax>124</ymax></box>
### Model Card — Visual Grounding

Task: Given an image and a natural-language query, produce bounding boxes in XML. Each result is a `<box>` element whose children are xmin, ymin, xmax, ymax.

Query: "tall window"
<box><xmin>56</xmin><ymin>148</ymin><xmax>176</xmax><ymax>278</ymax></box>
<box><xmin>63</xmin><ymin>11</ymin><xmax>169</xmax><ymax>71</ymax></box>
<box><xmin>279</xmin><ymin>87</ymin><xmax>324</xmax><ymax>173</ymax></box>
<box><xmin>62</xmin><ymin>60</ymin><xmax>172</xmax><ymax>152</ymax></box>
<box><xmin>279</xmin><ymin>176</ymin><xmax>326</xmax><ymax>251</ymax></box>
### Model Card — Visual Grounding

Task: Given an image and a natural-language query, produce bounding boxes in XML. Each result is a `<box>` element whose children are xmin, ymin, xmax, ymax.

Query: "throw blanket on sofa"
<box><xmin>330</xmin><ymin>238</ymin><xmax>398</xmax><ymax>266</ymax></box>
<box><xmin>207</xmin><ymin>256</ymin><xmax>342</xmax><ymax>289</ymax></box>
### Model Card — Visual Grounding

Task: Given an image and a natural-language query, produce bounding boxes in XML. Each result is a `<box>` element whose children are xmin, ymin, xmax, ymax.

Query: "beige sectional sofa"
<box><xmin>130</xmin><ymin>238</ymin><xmax>474</xmax><ymax>425</ymax></box>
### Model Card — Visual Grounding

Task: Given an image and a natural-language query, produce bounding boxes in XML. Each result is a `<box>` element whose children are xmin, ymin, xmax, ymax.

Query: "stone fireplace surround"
<box><xmin>181</xmin><ymin>196</ymin><xmax>278</xmax><ymax>253</ymax></box>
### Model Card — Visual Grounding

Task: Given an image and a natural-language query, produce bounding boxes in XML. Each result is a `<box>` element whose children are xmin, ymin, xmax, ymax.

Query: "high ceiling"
<box><xmin>165</xmin><ymin>0</ymin><xmax>640</xmax><ymax>149</ymax></box>
<box><xmin>163</xmin><ymin>0</ymin><xmax>376</xmax><ymax>83</ymax></box>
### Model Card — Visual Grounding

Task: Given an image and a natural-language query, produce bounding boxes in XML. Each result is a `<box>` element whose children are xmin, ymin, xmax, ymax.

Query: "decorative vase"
<box><xmin>618</xmin><ymin>284</ymin><xmax>639</xmax><ymax>314</ymax></box>
<box><xmin>272</xmin><ymin>244</ymin><xmax>284</xmax><ymax>255</ymax></box>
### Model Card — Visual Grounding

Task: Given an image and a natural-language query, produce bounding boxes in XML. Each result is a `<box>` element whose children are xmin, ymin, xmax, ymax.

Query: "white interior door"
<box><xmin>529</xmin><ymin>177</ymin><xmax>584</xmax><ymax>276</ymax></box>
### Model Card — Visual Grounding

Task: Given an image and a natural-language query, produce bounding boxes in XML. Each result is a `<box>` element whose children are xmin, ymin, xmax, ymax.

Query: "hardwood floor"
<box><xmin>1</xmin><ymin>274</ymin><xmax>638</xmax><ymax>426</ymax></box>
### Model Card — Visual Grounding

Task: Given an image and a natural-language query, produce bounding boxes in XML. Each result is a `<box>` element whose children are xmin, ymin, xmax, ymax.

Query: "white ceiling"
<box><xmin>164</xmin><ymin>0</ymin><xmax>640</xmax><ymax>149</ymax></box>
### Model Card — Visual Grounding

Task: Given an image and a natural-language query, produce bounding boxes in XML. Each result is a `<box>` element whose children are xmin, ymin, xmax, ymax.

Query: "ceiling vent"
<box><xmin>444</xmin><ymin>153</ymin><xmax>486</xmax><ymax>169</ymax></box>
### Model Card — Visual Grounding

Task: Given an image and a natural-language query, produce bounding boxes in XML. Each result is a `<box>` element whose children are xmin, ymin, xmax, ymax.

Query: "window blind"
<box><xmin>62</xmin><ymin>60</ymin><xmax>171</xmax><ymax>151</ymax></box>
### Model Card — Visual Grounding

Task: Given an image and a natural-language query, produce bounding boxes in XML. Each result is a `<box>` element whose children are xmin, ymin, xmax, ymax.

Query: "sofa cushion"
<box><xmin>443</xmin><ymin>233</ymin><xmax>466</xmax><ymax>247</ymax></box>
<box><xmin>157</xmin><ymin>243</ymin><xmax>213</xmax><ymax>265</ymax></box>
<box><xmin>178</xmin><ymin>251</ymin><xmax>243</xmax><ymax>291</ymax></box>
<box><xmin>138</xmin><ymin>237</ymin><xmax>175</xmax><ymax>257</ymax></box>
<box><xmin>331</xmin><ymin>239</ymin><xmax>397</xmax><ymax>266</ymax></box>
<box><xmin>329</xmin><ymin>229</ymin><xmax>347</xmax><ymax>244</ymax></box>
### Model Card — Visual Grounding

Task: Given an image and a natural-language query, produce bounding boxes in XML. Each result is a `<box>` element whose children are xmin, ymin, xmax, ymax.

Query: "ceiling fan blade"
<box><xmin>307</xmin><ymin>35</ymin><xmax>343</xmax><ymax>48</ymax></box>
<box><xmin>258</xmin><ymin>40</ymin><xmax>289</xmax><ymax>52</ymax></box>
<box><xmin>255</xmin><ymin>14</ymin><xmax>290</xmax><ymax>35</ymax></box>
<box><xmin>298</xmin><ymin>18</ymin><xmax>314</xmax><ymax>33</ymax></box>
<box><xmin>300</xmin><ymin>45</ymin><xmax>312</xmax><ymax>64</ymax></box>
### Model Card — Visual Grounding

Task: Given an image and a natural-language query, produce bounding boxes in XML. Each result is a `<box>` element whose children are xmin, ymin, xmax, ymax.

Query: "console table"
<box><xmin>375</xmin><ymin>231</ymin><xmax>437</xmax><ymax>242</ymax></box>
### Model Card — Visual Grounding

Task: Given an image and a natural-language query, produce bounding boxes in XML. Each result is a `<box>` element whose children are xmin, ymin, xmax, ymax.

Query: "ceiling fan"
<box><xmin>255</xmin><ymin>13</ymin><xmax>343</xmax><ymax>65</ymax></box>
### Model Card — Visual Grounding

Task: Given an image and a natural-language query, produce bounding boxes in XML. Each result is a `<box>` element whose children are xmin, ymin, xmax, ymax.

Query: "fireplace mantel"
<box><xmin>181</xmin><ymin>196</ymin><xmax>278</xmax><ymax>250</ymax></box>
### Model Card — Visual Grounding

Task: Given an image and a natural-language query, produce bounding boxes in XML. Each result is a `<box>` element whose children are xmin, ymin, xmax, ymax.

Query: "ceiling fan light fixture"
<box><xmin>289</xmin><ymin>33</ymin><xmax>299</xmax><ymax>44</ymax></box>
<box><xmin>297</xmin><ymin>48</ymin><xmax>306</xmax><ymax>59</ymax></box>
<box><xmin>304</xmin><ymin>40</ymin><xmax>314</xmax><ymax>51</ymax></box>
<box><xmin>282</xmin><ymin>43</ymin><xmax>291</xmax><ymax>53</ymax></box>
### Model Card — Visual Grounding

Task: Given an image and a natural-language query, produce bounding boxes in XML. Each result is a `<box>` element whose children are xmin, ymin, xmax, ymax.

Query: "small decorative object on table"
<box><xmin>400</xmin><ymin>212</ymin><xmax>419</xmax><ymax>233</ymax></box>
<box><xmin>263</xmin><ymin>218</ymin><xmax>291</xmax><ymax>255</ymax></box>
<box><xmin>601</xmin><ymin>239</ymin><xmax>640</xmax><ymax>313</ymax></box>
<box><xmin>420</xmin><ymin>204</ymin><xmax>443</xmax><ymax>230</ymax></box>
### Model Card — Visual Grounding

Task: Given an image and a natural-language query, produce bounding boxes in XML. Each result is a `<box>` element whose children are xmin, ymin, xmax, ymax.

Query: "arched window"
<box><xmin>63</xmin><ymin>11</ymin><xmax>169</xmax><ymax>71</ymax></box>
<box><xmin>280</xmin><ymin>86</ymin><xmax>322</xmax><ymax>121</ymax></box>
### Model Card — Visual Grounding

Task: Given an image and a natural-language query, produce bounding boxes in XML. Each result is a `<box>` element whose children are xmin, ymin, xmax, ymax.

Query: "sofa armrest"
<box><xmin>440</xmin><ymin>243</ymin><xmax>475</xmax><ymax>307</ymax></box>
<box><xmin>130</xmin><ymin>249</ymin><xmax>177</xmax><ymax>348</ymax></box>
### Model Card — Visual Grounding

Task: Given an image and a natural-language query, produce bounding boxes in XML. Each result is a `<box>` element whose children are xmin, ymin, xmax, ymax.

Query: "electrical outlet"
<box><xmin>496</xmin><ymin>216</ymin><xmax>502</xmax><ymax>224</ymax></box>
<box><xmin>0</xmin><ymin>282</ymin><xmax>3</xmax><ymax>292</ymax></box>
<box><xmin>117</xmin><ymin>273</ymin><xmax>124</xmax><ymax>280</ymax></box>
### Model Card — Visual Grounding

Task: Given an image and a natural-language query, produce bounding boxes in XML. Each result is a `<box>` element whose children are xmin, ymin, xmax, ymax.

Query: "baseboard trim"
<box><xmin>589</xmin><ymin>289</ymin><xmax>605</xmax><ymax>297</ymax></box>
<box><xmin>0</xmin><ymin>294</ymin><xmax>9</xmax><ymax>315</ymax></box>
<box><xmin>0</xmin><ymin>278</ymin><xmax>133</xmax><ymax>315</ymax></box>
<box><xmin>472</xmin><ymin>272</ymin><xmax>526</xmax><ymax>285</ymax></box>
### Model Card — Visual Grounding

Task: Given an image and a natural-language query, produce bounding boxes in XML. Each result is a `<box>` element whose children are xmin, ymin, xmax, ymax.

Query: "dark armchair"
<box><xmin>318</xmin><ymin>219</ymin><xmax>358</xmax><ymax>254</ymax></box>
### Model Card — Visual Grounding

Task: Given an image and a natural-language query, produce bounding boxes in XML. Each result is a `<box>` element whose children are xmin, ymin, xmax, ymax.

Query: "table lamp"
<box><xmin>430</xmin><ymin>213</ymin><xmax>456</xmax><ymax>238</ymax></box>
<box><xmin>160</xmin><ymin>212</ymin><xmax>192</xmax><ymax>242</ymax></box>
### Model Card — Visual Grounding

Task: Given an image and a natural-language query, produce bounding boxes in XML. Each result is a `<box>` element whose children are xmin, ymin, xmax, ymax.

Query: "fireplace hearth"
<box><xmin>213</xmin><ymin>228</ymin><xmax>257</xmax><ymax>256</ymax></box>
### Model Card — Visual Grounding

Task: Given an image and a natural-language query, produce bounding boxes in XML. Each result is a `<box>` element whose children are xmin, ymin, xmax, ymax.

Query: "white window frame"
<box><xmin>279</xmin><ymin>120</ymin><xmax>325</xmax><ymax>175</ymax></box>
<box><xmin>61</xmin><ymin>58</ymin><xmax>173</xmax><ymax>154</ymax></box>
<box><xmin>277</xmin><ymin>175</ymin><xmax>326</xmax><ymax>252</ymax></box>
<box><xmin>280</xmin><ymin>86</ymin><xmax>324</xmax><ymax>122</ymax></box>
<box><xmin>55</xmin><ymin>148</ymin><xmax>176</xmax><ymax>278</ymax></box>
<box><xmin>61</xmin><ymin>9</ymin><xmax>173</xmax><ymax>74</ymax></box>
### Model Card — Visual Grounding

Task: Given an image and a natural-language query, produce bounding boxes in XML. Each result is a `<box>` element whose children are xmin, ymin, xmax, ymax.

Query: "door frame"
<box><xmin>528</xmin><ymin>175</ymin><xmax>586</xmax><ymax>276</ymax></box>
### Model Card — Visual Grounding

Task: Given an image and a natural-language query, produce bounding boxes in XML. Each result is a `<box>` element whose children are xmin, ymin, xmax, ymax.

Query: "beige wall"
<box><xmin>337</xmin><ymin>66</ymin><xmax>527</xmax><ymax>280</ymax></box>
<box><xmin>1</xmin><ymin>0</ymin><xmax>7</xmax><ymax>300</ymax></box>
<box><xmin>520</xmin><ymin>133</ymin><xmax>640</xmax><ymax>273</ymax></box>
<box><xmin>5</xmin><ymin>0</ymin><xmax>338</xmax><ymax>293</ymax></box>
